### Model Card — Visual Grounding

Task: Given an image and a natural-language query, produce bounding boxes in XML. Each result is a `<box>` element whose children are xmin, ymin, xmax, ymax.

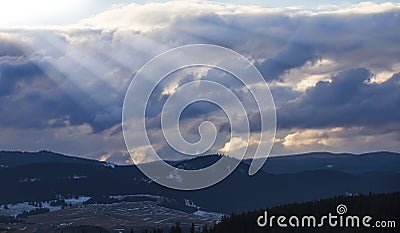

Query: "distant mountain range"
<box><xmin>1</xmin><ymin>150</ymin><xmax>399</xmax><ymax>214</ymax></box>
<box><xmin>246</xmin><ymin>151</ymin><xmax>400</xmax><ymax>174</ymax></box>
<box><xmin>0</xmin><ymin>150</ymin><xmax>104</xmax><ymax>167</ymax></box>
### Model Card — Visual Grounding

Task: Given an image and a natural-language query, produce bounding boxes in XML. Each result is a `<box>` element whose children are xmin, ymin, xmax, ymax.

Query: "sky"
<box><xmin>0</xmin><ymin>0</ymin><xmax>399</xmax><ymax>164</ymax></box>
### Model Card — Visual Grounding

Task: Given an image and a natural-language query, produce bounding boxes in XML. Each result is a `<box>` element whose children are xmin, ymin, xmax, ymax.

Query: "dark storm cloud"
<box><xmin>278</xmin><ymin>68</ymin><xmax>400</xmax><ymax>130</ymax></box>
<box><xmin>253</xmin><ymin>10</ymin><xmax>399</xmax><ymax>81</ymax></box>
<box><xmin>0</xmin><ymin>58</ymin><xmax>122</xmax><ymax>133</ymax></box>
<box><xmin>269</xmin><ymin>86</ymin><xmax>302</xmax><ymax>105</ymax></box>
<box><xmin>0</xmin><ymin>61</ymin><xmax>44</xmax><ymax>96</ymax></box>
<box><xmin>256</xmin><ymin>43</ymin><xmax>317</xmax><ymax>81</ymax></box>
<box><xmin>0</xmin><ymin>40</ymin><xmax>24</xmax><ymax>57</ymax></box>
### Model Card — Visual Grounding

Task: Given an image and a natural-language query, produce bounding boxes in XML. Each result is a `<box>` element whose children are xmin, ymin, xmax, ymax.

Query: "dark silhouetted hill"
<box><xmin>0</xmin><ymin>151</ymin><xmax>399</xmax><ymax>213</ymax></box>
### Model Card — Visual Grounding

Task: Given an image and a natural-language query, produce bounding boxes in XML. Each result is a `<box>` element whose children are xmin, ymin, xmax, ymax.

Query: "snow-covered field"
<box><xmin>110</xmin><ymin>194</ymin><xmax>161</xmax><ymax>200</ymax></box>
<box><xmin>194</xmin><ymin>210</ymin><xmax>224</xmax><ymax>223</ymax></box>
<box><xmin>64</xmin><ymin>196</ymin><xmax>91</xmax><ymax>205</ymax></box>
<box><xmin>0</xmin><ymin>202</ymin><xmax>60</xmax><ymax>217</ymax></box>
<box><xmin>0</xmin><ymin>196</ymin><xmax>91</xmax><ymax>217</ymax></box>
<box><xmin>0</xmin><ymin>194</ymin><xmax>224</xmax><ymax>232</ymax></box>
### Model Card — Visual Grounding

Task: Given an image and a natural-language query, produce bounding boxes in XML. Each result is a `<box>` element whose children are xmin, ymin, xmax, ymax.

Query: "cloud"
<box><xmin>278</xmin><ymin>68</ymin><xmax>400</xmax><ymax>130</ymax></box>
<box><xmin>219</xmin><ymin>137</ymin><xmax>247</xmax><ymax>153</ymax></box>
<box><xmin>79</xmin><ymin>1</ymin><xmax>400</xmax><ymax>82</ymax></box>
<box><xmin>78</xmin><ymin>1</ymin><xmax>277</xmax><ymax>31</ymax></box>
<box><xmin>0</xmin><ymin>39</ymin><xmax>24</xmax><ymax>57</ymax></box>
<box><xmin>256</xmin><ymin>42</ymin><xmax>317</xmax><ymax>81</ymax></box>
<box><xmin>0</xmin><ymin>1</ymin><xmax>399</xmax><ymax>162</ymax></box>
<box><xmin>282</xmin><ymin>128</ymin><xmax>339</xmax><ymax>148</ymax></box>
<box><xmin>274</xmin><ymin>126</ymin><xmax>400</xmax><ymax>155</ymax></box>
<box><xmin>0</xmin><ymin>57</ymin><xmax>122</xmax><ymax>132</ymax></box>
<box><xmin>0</xmin><ymin>61</ymin><xmax>44</xmax><ymax>96</ymax></box>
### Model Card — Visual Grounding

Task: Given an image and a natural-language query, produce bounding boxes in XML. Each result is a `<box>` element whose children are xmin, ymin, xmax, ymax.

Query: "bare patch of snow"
<box><xmin>64</xmin><ymin>196</ymin><xmax>91</xmax><ymax>205</ymax></box>
<box><xmin>167</xmin><ymin>170</ymin><xmax>183</xmax><ymax>183</ymax></box>
<box><xmin>102</xmin><ymin>162</ymin><xmax>115</xmax><ymax>168</ymax></box>
<box><xmin>194</xmin><ymin>210</ymin><xmax>224</xmax><ymax>223</ymax></box>
<box><xmin>184</xmin><ymin>199</ymin><xmax>199</xmax><ymax>208</ymax></box>
<box><xmin>72</xmin><ymin>175</ymin><xmax>87</xmax><ymax>179</ymax></box>
<box><xmin>18</xmin><ymin>177</ymin><xmax>41</xmax><ymax>183</ymax></box>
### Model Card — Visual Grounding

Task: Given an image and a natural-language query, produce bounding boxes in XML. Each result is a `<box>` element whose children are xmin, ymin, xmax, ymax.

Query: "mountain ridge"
<box><xmin>1</xmin><ymin>150</ymin><xmax>400</xmax><ymax>213</ymax></box>
<box><xmin>2</xmin><ymin>150</ymin><xmax>399</xmax><ymax>174</ymax></box>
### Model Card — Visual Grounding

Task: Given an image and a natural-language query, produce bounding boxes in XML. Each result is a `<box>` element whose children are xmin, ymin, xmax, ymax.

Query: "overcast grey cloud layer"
<box><xmin>278</xmin><ymin>69</ymin><xmax>400</xmax><ymax>130</ymax></box>
<box><xmin>0</xmin><ymin>1</ymin><xmax>399</xmax><ymax>163</ymax></box>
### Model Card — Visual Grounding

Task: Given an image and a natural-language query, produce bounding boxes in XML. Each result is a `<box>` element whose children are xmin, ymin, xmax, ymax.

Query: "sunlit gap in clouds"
<box><xmin>3</xmin><ymin>29</ymin><xmax>138</xmax><ymax>163</ymax></box>
<box><xmin>23</xmin><ymin>32</ymin><xmax>118</xmax><ymax>114</ymax></box>
<box><xmin>20</xmin><ymin>28</ymin><xmax>182</xmax><ymax>163</ymax></box>
<box><xmin>7</xmin><ymin>34</ymin><xmax>101</xmax><ymax>130</ymax></box>
<box><xmin>18</xmin><ymin>29</ymin><xmax>167</xmax><ymax>110</ymax></box>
